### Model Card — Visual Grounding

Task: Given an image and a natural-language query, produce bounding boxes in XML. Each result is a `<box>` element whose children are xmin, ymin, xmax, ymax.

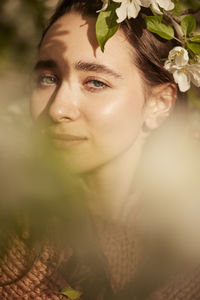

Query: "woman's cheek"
<box><xmin>84</xmin><ymin>91</ymin><xmax>145</xmax><ymax>148</ymax></box>
<box><xmin>31</xmin><ymin>90</ymin><xmax>52</xmax><ymax>120</ymax></box>
<box><xmin>85</xmin><ymin>90</ymin><xmax>144</xmax><ymax>128</ymax></box>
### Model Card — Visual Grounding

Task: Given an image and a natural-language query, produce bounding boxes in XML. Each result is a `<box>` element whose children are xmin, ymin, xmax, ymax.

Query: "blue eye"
<box><xmin>37</xmin><ymin>75</ymin><xmax>57</xmax><ymax>86</ymax></box>
<box><xmin>85</xmin><ymin>79</ymin><xmax>108</xmax><ymax>91</ymax></box>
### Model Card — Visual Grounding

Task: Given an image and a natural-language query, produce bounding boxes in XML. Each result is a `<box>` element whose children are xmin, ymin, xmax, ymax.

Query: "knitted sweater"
<box><xmin>0</xmin><ymin>220</ymin><xmax>200</xmax><ymax>300</ymax></box>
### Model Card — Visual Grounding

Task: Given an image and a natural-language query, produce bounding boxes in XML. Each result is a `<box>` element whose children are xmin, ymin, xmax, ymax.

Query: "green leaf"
<box><xmin>181</xmin><ymin>15</ymin><xmax>196</xmax><ymax>36</ymax></box>
<box><xmin>96</xmin><ymin>1</ymin><xmax>120</xmax><ymax>52</ymax></box>
<box><xmin>145</xmin><ymin>16</ymin><xmax>174</xmax><ymax>40</ymax></box>
<box><xmin>189</xmin><ymin>35</ymin><xmax>200</xmax><ymax>43</ymax></box>
<box><xmin>61</xmin><ymin>287</ymin><xmax>82</xmax><ymax>299</ymax></box>
<box><xmin>187</xmin><ymin>41</ymin><xmax>200</xmax><ymax>54</ymax></box>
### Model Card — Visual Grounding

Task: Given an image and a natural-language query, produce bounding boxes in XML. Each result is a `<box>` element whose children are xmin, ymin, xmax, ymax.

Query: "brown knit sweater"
<box><xmin>0</xmin><ymin>234</ymin><xmax>70</xmax><ymax>299</ymax></box>
<box><xmin>0</xmin><ymin>220</ymin><xmax>138</xmax><ymax>299</ymax></box>
<box><xmin>0</xmin><ymin>220</ymin><xmax>200</xmax><ymax>300</ymax></box>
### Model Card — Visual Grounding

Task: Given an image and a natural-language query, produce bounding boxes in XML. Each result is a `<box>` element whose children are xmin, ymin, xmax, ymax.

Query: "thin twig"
<box><xmin>164</xmin><ymin>11</ymin><xmax>181</xmax><ymax>24</ymax></box>
<box><xmin>163</xmin><ymin>11</ymin><xmax>183</xmax><ymax>41</ymax></box>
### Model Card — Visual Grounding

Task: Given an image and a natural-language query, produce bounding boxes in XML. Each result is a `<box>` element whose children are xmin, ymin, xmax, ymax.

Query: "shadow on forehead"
<box><xmin>81</xmin><ymin>15</ymin><xmax>99</xmax><ymax>57</ymax></box>
<box><xmin>40</xmin><ymin>23</ymin><xmax>69</xmax><ymax>53</ymax></box>
<box><xmin>42</xmin><ymin>12</ymin><xmax>100</xmax><ymax>58</ymax></box>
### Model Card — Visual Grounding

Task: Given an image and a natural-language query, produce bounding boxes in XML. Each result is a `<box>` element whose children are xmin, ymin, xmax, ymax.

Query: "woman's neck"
<box><xmin>77</xmin><ymin>140</ymin><xmax>143</xmax><ymax>221</ymax></box>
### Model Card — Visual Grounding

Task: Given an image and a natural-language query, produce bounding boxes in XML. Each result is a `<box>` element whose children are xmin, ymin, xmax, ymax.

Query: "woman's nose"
<box><xmin>48</xmin><ymin>85</ymin><xmax>81</xmax><ymax>123</ymax></box>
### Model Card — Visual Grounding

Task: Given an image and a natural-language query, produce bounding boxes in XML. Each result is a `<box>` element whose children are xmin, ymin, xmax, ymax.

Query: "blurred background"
<box><xmin>0</xmin><ymin>0</ymin><xmax>59</xmax><ymax>115</ymax></box>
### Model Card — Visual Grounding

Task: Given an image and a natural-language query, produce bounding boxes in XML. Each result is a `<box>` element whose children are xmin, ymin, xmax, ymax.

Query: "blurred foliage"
<box><xmin>178</xmin><ymin>0</ymin><xmax>200</xmax><ymax>9</ymax></box>
<box><xmin>174</xmin><ymin>0</ymin><xmax>200</xmax><ymax>12</ymax></box>
<box><xmin>0</xmin><ymin>0</ymin><xmax>58</xmax><ymax>72</ymax></box>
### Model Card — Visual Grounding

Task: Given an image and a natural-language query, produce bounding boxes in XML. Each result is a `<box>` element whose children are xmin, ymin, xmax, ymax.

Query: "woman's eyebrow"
<box><xmin>33</xmin><ymin>59</ymin><xmax>124</xmax><ymax>80</ymax></box>
<box><xmin>33</xmin><ymin>59</ymin><xmax>58</xmax><ymax>71</ymax></box>
<box><xmin>74</xmin><ymin>60</ymin><xmax>123</xmax><ymax>79</ymax></box>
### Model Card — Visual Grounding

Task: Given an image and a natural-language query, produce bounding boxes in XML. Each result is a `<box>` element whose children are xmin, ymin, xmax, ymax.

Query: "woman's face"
<box><xmin>31</xmin><ymin>12</ymin><xmax>148</xmax><ymax>173</ymax></box>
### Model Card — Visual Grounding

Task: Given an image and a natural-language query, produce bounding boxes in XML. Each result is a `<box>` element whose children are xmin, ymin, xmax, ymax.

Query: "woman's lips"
<box><xmin>47</xmin><ymin>132</ymin><xmax>88</xmax><ymax>148</ymax></box>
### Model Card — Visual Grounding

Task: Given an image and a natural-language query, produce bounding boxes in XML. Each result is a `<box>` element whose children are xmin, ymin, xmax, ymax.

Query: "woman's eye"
<box><xmin>37</xmin><ymin>75</ymin><xmax>58</xmax><ymax>87</ymax></box>
<box><xmin>84</xmin><ymin>79</ymin><xmax>108</xmax><ymax>91</ymax></box>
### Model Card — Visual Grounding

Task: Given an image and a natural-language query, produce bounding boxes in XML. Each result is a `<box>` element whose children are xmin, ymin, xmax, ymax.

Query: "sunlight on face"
<box><xmin>31</xmin><ymin>12</ymin><xmax>147</xmax><ymax>173</ymax></box>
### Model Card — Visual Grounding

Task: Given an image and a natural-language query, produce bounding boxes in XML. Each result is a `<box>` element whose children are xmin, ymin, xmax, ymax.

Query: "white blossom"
<box><xmin>97</xmin><ymin>0</ymin><xmax>109</xmax><ymax>12</ymax></box>
<box><xmin>97</xmin><ymin>0</ymin><xmax>175</xmax><ymax>21</ymax></box>
<box><xmin>113</xmin><ymin>0</ymin><xmax>151</xmax><ymax>23</ymax></box>
<box><xmin>164</xmin><ymin>47</ymin><xmax>200</xmax><ymax>92</ymax></box>
<box><xmin>167</xmin><ymin>46</ymin><xmax>189</xmax><ymax>67</ymax></box>
<box><xmin>150</xmin><ymin>0</ymin><xmax>175</xmax><ymax>14</ymax></box>
<box><xmin>172</xmin><ymin>70</ymin><xmax>191</xmax><ymax>92</ymax></box>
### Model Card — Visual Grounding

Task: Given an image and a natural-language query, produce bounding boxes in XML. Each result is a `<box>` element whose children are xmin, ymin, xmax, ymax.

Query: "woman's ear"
<box><xmin>143</xmin><ymin>83</ymin><xmax>177</xmax><ymax>130</ymax></box>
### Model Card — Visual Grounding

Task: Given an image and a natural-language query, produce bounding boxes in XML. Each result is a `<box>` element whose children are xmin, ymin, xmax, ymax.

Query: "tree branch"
<box><xmin>163</xmin><ymin>11</ymin><xmax>183</xmax><ymax>41</ymax></box>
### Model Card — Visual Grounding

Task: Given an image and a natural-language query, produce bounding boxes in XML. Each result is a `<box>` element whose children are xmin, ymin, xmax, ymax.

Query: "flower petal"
<box><xmin>188</xmin><ymin>64</ymin><xmax>200</xmax><ymax>87</ymax></box>
<box><xmin>151</xmin><ymin>1</ymin><xmax>162</xmax><ymax>14</ymax></box>
<box><xmin>173</xmin><ymin>70</ymin><xmax>191</xmax><ymax>92</ymax></box>
<box><xmin>127</xmin><ymin>1</ymin><xmax>141</xmax><ymax>19</ymax></box>
<box><xmin>156</xmin><ymin>0</ymin><xmax>174</xmax><ymax>11</ymax></box>
<box><xmin>168</xmin><ymin>47</ymin><xmax>189</xmax><ymax>67</ymax></box>
<box><xmin>175</xmin><ymin>53</ymin><xmax>189</xmax><ymax>67</ymax></box>
<box><xmin>116</xmin><ymin>2</ymin><xmax>129</xmax><ymax>23</ymax></box>
<box><xmin>139</xmin><ymin>0</ymin><xmax>151</xmax><ymax>7</ymax></box>
<box><xmin>96</xmin><ymin>0</ymin><xmax>109</xmax><ymax>12</ymax></box>
<box><xmin>164</xmin><ymin>60</ymin><xmax>173</xmax><ymax>71</ymax></box>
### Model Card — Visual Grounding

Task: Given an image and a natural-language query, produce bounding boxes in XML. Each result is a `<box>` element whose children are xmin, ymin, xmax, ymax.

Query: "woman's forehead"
<box><xmin>40</xmin><ymin>12</ymin><xmax>132</xmax><ymax>59</ymax></box>
<box><xmin>40</xmin><ymin>12</ymin><xmax>97</xmax><ymax>52</ymax></box>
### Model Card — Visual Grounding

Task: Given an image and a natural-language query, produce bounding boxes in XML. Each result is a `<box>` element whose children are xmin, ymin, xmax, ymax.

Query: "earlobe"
<box><xmin>144</xmin><ymin>83</ymin><xmax>177</xmax><ymax>130</ymax></box>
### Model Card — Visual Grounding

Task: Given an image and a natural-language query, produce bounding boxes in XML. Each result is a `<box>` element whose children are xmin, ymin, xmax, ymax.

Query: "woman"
<box><xmin>0</xmin><ymin>0</ymin><xmax>200</xmax><ymax>299</ymax></box>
